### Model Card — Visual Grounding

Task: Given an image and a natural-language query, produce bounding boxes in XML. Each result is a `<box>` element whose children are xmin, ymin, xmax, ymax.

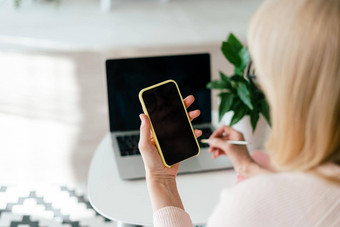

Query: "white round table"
<box><xmin>88</xmin><ymin>134</ymin><xmax>237</xmax><ymax>226</ymax></box>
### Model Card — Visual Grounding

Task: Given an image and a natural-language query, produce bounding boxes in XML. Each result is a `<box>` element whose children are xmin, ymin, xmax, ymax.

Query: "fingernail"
<box><xmin>139</xmin><ymin>114</ymin><xmax>143</xmax><ymax>123</ymax></box>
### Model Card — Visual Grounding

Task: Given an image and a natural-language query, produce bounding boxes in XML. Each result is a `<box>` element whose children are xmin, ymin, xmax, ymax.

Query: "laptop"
<box><xmin>106</xmin><ymin>53</ymin><xmax>233</xmax><ymax>180</ymax></box>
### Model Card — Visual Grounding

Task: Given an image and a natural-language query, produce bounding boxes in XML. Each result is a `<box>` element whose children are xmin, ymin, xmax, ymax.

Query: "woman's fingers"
<box><xmin>194</xmin><ymin>129</ymin><xmax>202</xmax><ymax>138</ymax></box>
<box><xmin>210</xmin><ymin>148</ymin><xmax>226</xmax><ymax>159</ymax></box>
<box><xmin>212</xmin><ymin>150</ymin><xmax>220</xmax><ymax>159</ymax></box>
<box><xmin>209</xmin><ymin>137</ymin><xmax>228</xmax><ymax>150</ymax></box>
<box><xmin>188</xmin><ymin>110</ymin><xmax>200</xmax><ymax>121</ymax></box>
<box><xmin>184</xmin><ymin>95</ymin><xmax>201</xmax><ymax>121</ymax></box>
<box><xmin>209</xmin><ymin>125</ymin><xmax>244</xmax><ymax>141</ymax></box>
<box><xmin>213</xmin><ymin>150</ymin><xmax>219</xmax><ymax>159</ymax></box>
<box><xmin>138</xmin><ymin>114</ymin><xmax>153</xmax><ymax>151</ymax></box>
<box><xmin>209</xmin><ymin>126</ymin><xmax>229</xmax><ymax>140</ymax></box>
<box><xmin>183</xmin><ymin>95</ymin><xmax>195</xmax><ymax>108</ymax></box>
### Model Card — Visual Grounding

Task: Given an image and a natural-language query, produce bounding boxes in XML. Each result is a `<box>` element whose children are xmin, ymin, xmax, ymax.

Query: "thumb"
<box><xmin>209</xmin><ymin>138</ymin><xmax>228</xmax><ymax>151</ymax></box>
<box><xmin>139</xmin><ymin>114</ymin><xmax>152</xmax><ymax>148</ymax></box>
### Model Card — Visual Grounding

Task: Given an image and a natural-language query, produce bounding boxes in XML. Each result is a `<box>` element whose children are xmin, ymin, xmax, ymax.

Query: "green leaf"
<box><xmin>234</xmin><ymin>67</ymin><xmax>243</xmax><ymax>76</ymax></box>
<box><xmin>237</xmin><ymin>83</ymin><xmax>253</xmax><ymax>110</ymax></box>
<box><xmin>221</xmin><ymin>42</ymin><xmax>241</xmax><ymax>67</ymax></box>
<box><xmin>219</xmin><ymin>72</ymin><xmax>232</xmax><ymax>89</ymax></box>
<box><xmin>228</xmin><ymin>99</ymin><xmax>247</xmax><ymax>126</ymax></box>
<box><xmin>219</xmin><ymin>71</ymin><xmax>229</xmax><ymax>82</ymax></box>
<box><xmin>260</xmin><ymin>99</ymin><xmax>271</xmax><ymax>126</ymax></box>
<box><xmin>227</xmin><ymin>33</ymin><xmax>243</xmax><ymax>52</ymax></box>
<box><xmin>206</xmin><ymin>80</ymin><xmax>228</xmax><ymax>89</ymax></box>
<box><xmin>230</xmin><ymin>106</ymin><xmax>247</xmax><ymax>126</ymax></box>
<box><xmin>239</xmin><ymin>47</ymin><xmax>251</xmax><ymax>66</ymax></box>
<box><xmin>236</xmin><ymin>47</ymin><xmax>251</xmax><ymax>75</ymax></box>
<box><xmin>250</xmin><ymin>110</ymin><xmax>259</xmax><ymax>132</ymax></box>
<box><xmin>230</xmin><ymin>75</ymin><xmax>246</xmax><ymax>82</ymax></box>
<box><xmin>230</xmin><ymin>98</ymin><xmax>242</xmax><ymax>111</ymax></box>
<box><xmin>218</xmin><ymin>93</ymin><xmax>233</xmax><ymax>121</ymax></box>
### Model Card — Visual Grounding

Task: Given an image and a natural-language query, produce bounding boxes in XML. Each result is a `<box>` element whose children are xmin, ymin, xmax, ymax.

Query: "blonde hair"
<box><xmin>248</xmin><ymin>0</ymin><xmax>340</xmax><ymax>172</ymax></box>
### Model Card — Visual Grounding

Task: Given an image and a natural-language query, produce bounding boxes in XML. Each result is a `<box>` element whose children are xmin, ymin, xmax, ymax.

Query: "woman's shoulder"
<box><xmin>209</xmin><ymin>168</ymin><xmax>340</xmax><ymax>226</ymax></box>
<box><xmin>230</xmin><ymin>167</ymin><xmax>340</xmax><ymax>198</ymax></box>
<box><xmin>220</xmin><ymin>172</ymin><xmax>315</xmax><ymax>204</ymax></box>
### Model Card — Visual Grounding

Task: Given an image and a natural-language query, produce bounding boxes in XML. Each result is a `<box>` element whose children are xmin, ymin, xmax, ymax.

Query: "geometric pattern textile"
<box><xmin>0</xmin><ymin>185</ymin><xmax>117</xmax><ymax>227</ymax></box>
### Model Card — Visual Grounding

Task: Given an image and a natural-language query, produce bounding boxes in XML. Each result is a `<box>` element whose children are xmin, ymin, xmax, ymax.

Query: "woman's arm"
<box><xmin>139</xmin><ymin>113</ymin><xmax>183</xmax><ymax>211</ymax></box>
<box><xmin>138</xmin><ymin>95</ymin><xmax>272</xmax><ymax>226</ymax></box>
<box><xmin>208</xmin><ymin>126</ymin><xmax>272</xmax><ymax>178</ymax></box>
<box><xmin>138</xmin><ymin>95</ymin><xmax>201</xmax><ymax>211</ymax></box>
<box><xmin>138</xmin><ymin>95</ymin><xmax>200</xmax><ymax>226</ymax></box>
<box><xmin>146</xmin><ymin>175</ymin><xmax>184</xmax><ymax>211</ymax></box>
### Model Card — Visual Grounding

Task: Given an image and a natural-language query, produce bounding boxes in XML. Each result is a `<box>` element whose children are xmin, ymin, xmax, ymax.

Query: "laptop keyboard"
<box><xmin>117</xmin><ymin>127</ymin><xmax>213</xmax><ymax>157</ymax></box>
<box><xmin>116</xmin><ymin>135</ymin><xmax>140</xmax><ymax>156</ymax></box>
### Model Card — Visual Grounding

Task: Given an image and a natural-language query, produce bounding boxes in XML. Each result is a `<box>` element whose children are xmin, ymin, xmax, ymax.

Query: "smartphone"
<box><xmin>139</xmin><ymin>80</ymin><xmax>200</xmax><ymax>167</ymax></box>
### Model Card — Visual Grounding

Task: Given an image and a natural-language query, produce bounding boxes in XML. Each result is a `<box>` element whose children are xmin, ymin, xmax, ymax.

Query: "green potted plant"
<box><xmin>207</xmin><ymin>33</ymin><xmax>271</xmax><ymax>148</ymax></box>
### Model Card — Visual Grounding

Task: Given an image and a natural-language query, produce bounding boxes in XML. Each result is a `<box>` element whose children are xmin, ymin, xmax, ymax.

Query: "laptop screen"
<box><xmin>106</xmin><ymin>53</ymin><xmax>211</xmax><ymax>132</ymax></box>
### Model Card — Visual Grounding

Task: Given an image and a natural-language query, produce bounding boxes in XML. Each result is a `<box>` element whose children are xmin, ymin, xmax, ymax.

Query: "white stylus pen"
<box><xmin>200</xmin><ymin>139</ymin><xmax>250</xmax><ymax>145</ymax></box>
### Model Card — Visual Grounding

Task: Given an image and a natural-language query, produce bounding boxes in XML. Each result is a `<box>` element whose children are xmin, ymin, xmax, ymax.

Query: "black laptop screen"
<box><xmin>106</xmin><ymin>53</ymin><xmax>211</xmax><ymax>132</ymax></box>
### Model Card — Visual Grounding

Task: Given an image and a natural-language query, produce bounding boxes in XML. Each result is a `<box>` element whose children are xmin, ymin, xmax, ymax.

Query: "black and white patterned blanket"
<box><xmin>0</xmin><ymin>185</ymin><xmax>116</xmax><ymax>227</ymax></box>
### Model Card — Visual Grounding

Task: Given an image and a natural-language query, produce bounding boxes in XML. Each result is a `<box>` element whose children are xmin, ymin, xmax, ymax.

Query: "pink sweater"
<box><xmin>153</xmin><ymin>163</ymin><xmax>340</xmax><ymax>227</ymax></box>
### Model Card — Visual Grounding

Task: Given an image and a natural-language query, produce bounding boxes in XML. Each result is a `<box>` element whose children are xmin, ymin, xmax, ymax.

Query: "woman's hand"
<box><xmin>208</xmin><ymin>126</ymin><xmax>268</xmax><ymax>177</ymax></box>
<box><xmin>138</xmin><ymin>95</ymin><xmax>202</xmax><ymax>179</ymax></box>
<box><xmin>139</xmin><ymin>95</ymin><xmax>201</xmax><ymax>212</ymax></box>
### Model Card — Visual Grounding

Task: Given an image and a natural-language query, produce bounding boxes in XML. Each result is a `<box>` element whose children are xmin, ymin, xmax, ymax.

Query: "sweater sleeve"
<box><xmin>153</xmin><ymin>206</ymin><xmax>193</xmax><ymax>227</ymax></box>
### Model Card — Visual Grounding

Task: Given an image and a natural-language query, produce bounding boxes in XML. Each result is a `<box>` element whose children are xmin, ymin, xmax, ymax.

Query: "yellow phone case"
<box><xmin>138</xmin><ymin>79</ymin><xmax>200</xmax><ymax>167</ymax></box>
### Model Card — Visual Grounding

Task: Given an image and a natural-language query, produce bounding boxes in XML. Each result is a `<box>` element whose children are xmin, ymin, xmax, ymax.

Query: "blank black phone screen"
<box><xmin>142</xmin><ymin>81</ymin><xmax>199</xmax><ymax>166</ymax></box>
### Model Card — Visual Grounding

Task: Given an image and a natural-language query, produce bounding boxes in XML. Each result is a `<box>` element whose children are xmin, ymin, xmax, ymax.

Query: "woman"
<box><xmin>138</xmin><ymin>0</ymin><xmax>340</xmax><ymax>226</ymax></box>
